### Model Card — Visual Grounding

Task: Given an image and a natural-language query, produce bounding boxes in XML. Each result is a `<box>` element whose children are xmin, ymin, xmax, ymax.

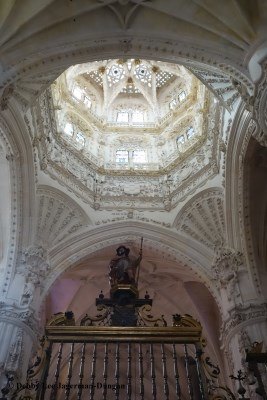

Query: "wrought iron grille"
<box><xmin>34</xmin><ymin>324</ymin><xmax>207</xmax><ymax>400</ymax></box>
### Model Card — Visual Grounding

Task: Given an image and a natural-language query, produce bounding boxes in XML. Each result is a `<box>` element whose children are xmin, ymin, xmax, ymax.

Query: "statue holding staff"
<box><xmin>109</xmin><ymin>241</ymin><xmax>143</xmax><ymax>286</ymax></box>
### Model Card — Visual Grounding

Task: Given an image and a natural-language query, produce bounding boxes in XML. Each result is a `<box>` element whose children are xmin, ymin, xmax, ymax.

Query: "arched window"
<box><xmin>169</xmin><ymin>99</ymin><xmax>177</xmax><ymax>110</ymax></box>
<box><xmin>76</xmin><ymin>132</ymin><xmax>85</xmax><ymax>146</ymax></box>
<box><xmin>133</xmin><ymin>150</ymin><xmax>147</xmax><ymax>163</ymax></box>
<box><xmin>132</xmin><ymin>111</ymin><xmax>144</xmax><ymax>123</ymax></box>
<box><xmin>84</xmin><ymin>96</ymin><xmax>91</xmax><ymax>108</ymax></box>
<box><xmin>187</xmin><ymin>126</ymin><xmax>195</xmax><ymax>139</ymax></box>
<box><xmin>64</xmin><ymin>123</ymin><xmax>74</xmax><ymax>136</ymax></box>
<box><xmin>117</xmin><ymin>111</ymin><xmax>129</xmax><ymax>123</ymax></box>
<box><xmin>176</xmin><ymin>135</ymin><xmax>185</xmax><ymax>148</ymax></box>
<box><xmin>116</xmin><ymin>150</ymin><xmax>129</xmax><ymax>163</ymax></box>
<box><xmin>178</xmin><ymin>91</ymin><xmax>186</xmax><ymax>102</ymax></box>
<box><xmin>170</xmin><ymin>91</ymin><xmax>187</xmax><ymax>110</ymax></box>
<box><xmin>72</xmin><ymin>86</ymin><xmax>83</xmax><ymax>100</ymax></box>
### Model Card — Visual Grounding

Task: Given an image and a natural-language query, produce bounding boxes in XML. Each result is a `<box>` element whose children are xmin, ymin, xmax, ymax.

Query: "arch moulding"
<box><xmin>1</xmin><ymin>34</ymin><xmax>253</xmax><ymax>111</ymax></box>
<box><xmin>42</xmin><ymin>221</ymin><xmax>222</xmax><ymax>313</ymax></box>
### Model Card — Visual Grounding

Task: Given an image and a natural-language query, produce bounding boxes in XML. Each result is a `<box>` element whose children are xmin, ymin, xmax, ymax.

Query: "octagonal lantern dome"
<box><xmin>34</xmin><ymin>58</ymin><xmax>222</xmax><ymax>211</ymax></box>
<box><xmin>51</xmin><ymin>59</ymin><xmax>209</xmax><ymax>172</ymax></box>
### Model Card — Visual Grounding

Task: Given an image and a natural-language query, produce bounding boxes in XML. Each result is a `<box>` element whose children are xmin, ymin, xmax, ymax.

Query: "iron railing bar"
<box><xmin>194</xmin><ymin>343</ymin><xmax>207</xmax><ymax>400</ymax></box>
<box><xmin>89</xmin><ymin>343</ymin><xmax>97</xmax><ymax>400</ymax></box>
<box><xmin>65</xmin><ymin>342</ymin><xmax>74</xmax><ymax>400</ymax></box>
<box><xmin>150</xmin><ymin>343</ymin><xmax>157</xmax><ymax>400</ymax></box>
<box><xmin>161</xmin><ymin>343</ymin><xmax>169</xmax><ymax>400</ymax></box>
<box><xmin>77</xmin><ymin>342</ymin><xmax>86</xmax><ymax>400</ymax></box>
<box><xmin>139</xmin><ymin>343</ymin><xmax>145</xmax><ymax>400</ymax></box>
<box><xmin>115</xmin><ymin>342</ymin><xmax>120</xmax><ymax>400</ymax></box>
<box><xmin>102</xmin><ymin>343</ymin><xmax>108</xmax><ymax>400</ymax></box>
<box><xmin>127</xmin><ymin>343</ymin><xmax>132</xmax><ymax>400</ymax></box>
<box><xmin>172</xmin><ymin>343</ymin><xmax>182</xmax><ymax>399</ymax></box>
<box><xmin>184</xmin><ymin>344</ymin><xmax>194</xmax><ymax>400</ymax></box>
<box><xmin>50</xmin><ymin>342</ymin><xmax>63</xmax><ymax>400</ymax></box>
<box><xmin>36</xmin><ymin>341</ymin><xmax>53</xmax><ymax>400</ymax></box>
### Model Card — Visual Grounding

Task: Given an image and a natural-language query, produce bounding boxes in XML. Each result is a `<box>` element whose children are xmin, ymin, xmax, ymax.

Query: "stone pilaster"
<box><xmin>0</xmin><ymin>246</ymin><xmax>50</xmax><ymax>388</ymax></box>
<box><xmin>211</xmin><ymin>246</ymin><xmax>244</xmax><ymax>316</ymax></box>
<box><xmin>0</xmin><ymin>303</ymin><xmax>39</xmax><ymax>383</ymax></box>
<box><xmin>211</xmin><ymin>246</ymin><xmax>267</xmax><ymax>397</ymax></box>
<box><xmin>252</xmin><ymin>61</ymin><xmax>267</xmax><ymax>147</ymax></box>
<box><xmin>220</xmin><ymin>302</ymin><xmax>267</xmax><ymax>397</ymax></box>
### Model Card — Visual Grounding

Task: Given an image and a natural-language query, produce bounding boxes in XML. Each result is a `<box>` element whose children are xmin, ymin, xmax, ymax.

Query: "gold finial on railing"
<box><xmin>47</xmin><ymin>311</ymin><xmax>75</xmax><ymax>326</ymax></box>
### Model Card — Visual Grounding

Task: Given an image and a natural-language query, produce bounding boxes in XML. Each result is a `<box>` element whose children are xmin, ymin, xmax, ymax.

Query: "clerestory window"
<box><xmin>117</xmin><ymin>112</ymin><xmax>129</xmax><ymax>123</ymax></box>
<box><xmin>187</xmin><ymin>126</ymin><xmax>195</xmax><ymax>139</ymax></box>
<box><xmin>64</xmin><ymin>123</ymin><xmax>74</xmax><ymax>136</ymax></box>
<box><xmin>176</xmin><ymin>135</ymin><xmax>185</xmax><ymax>147</ymax></box>
<box><xmin>133</xmin><ymin>150</ymin><xmax>147</xmax><ymax>163</ymax></box>
<box><xmin>73</xmin><ymin>86</ymin><xmax>83</xmax><ymax>100</ymax></box>
<box><xmin>76</xmin><ymin>132</ymin><xmax>85</xmax><ymax>146</ymax></box>
<box><xmin>132</xmin><ymin>111</ymin><xmax>144</xmax><ymax>123</ymax></box>
<box><xmin>116</xmin><ymin>150</ymin><xmax>129</xmax><ymax>163</ymax></box>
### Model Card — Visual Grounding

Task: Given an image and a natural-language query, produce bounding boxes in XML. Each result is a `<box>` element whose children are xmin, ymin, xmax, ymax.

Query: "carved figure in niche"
<box><xmin>21</xmin><ymin>281</ymin><xmax>34</xmax><ymax>306</ymax></box>
<box><xmin>109</xmin><ymin>245</ymin><xmax>142</xmax><ymax>286</ymax></box>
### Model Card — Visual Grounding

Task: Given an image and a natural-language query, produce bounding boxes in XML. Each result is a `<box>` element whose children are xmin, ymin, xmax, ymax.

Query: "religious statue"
<box><xmin>109</xmin><ymin>244</ymin><xmax>142</xmax><ymax>286</ymax></box>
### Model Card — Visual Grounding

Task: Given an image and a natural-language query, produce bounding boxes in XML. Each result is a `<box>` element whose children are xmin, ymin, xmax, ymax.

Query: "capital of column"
<box><xmin>14</xmin><ymin>245</ymin><xmax>51</xmax><ymax>308</ymax></box>
<box><xmin>18</xmin><ymin>245</ymin><xmax>50</xmax><ymax>286</ymax></box>
<box><xmin>220</xmin><ymin>302</ymin><xmax>267</xmax><ymax>351</ymax></box>
<box><xmin>0</xmin><ymin>302</ymin><xmax>40</xmax><ymax>383</ymax></box>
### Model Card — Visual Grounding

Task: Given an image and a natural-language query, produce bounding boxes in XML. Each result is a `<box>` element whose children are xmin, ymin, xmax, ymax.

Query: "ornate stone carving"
<box><xmin>36</xmin><ymin>186</ymin><xmax>91</xmax><ymax>247</ymax></box>
<box><xmin>238</xmin><ymin>117</ymin><xmax>265</xmax><ymax>297</ymax></box>
<box><xmin>212</xmin><ymin>246</ymin><xmax>243</xmax><ymax>300</ymax></box>
<box><xmin>174</xmin><ymin>189</ymin><xmax>225</xmax><ymax>249</ymax></box>
<box><xmin>238</xmin><ymin>329</ymin><xmax>252</xmax><ymax>361</ymax></box>
<box><xmin>95</xmin><ymin>212</ymin><xmax>171</xmax><ymax>228</ymax></box>
<box><xmin>0</xmin><ymin>118</ymin><xmax>22</xmax><ymax>298</ymax></box>
<box><xmin>221</xmin><ymin>303</ymin><xmax>267</xmax><ymax>346</ymax></box>
<box><xmin>252</xmin><ymin>61</ymin><xmax>267</xmax><ymax>147</ymax></box>
<box><xmin>34</xmin><ymin>89</ymin><xmax>221</xmax><ymax>211</ymax></box>
<box><xmin>17</xmin><ymin>246</ymin><xmax>50</xmax><ymax>303</ymax></box>
<box><xmin>231</xmin><ymin>78</ymin><xmax>254</xmax><ymax>112</ymax></box>
<box><xmin>188</xmin><ymin>65</ymin><xmax>241</xmax><ymax>110</ymax></box>
<box><xmin>0</xmin><ymin>0</ymin><xmax>255</xmax><ymax>100</ymax></box>
<box><xmin>13</xmin><ymin>245</ymin><xmax>51</xmax><ymax>308</ymax></box>
<box><xmin>0</xmin><ymin>303</ymin><xmax>40</xmax><ymax>336</ymax></box>
<box><xmin>0</xmin><ymin>84</ymin><xmax>14</xmax><ymax>111</ymax></box>
<box><xmin>4</xmin><ymin>328</ymin><xmax>23</xmax><ymax>375</ymax></box>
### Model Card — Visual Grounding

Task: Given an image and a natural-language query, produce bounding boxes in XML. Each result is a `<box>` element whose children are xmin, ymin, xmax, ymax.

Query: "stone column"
<box><xmin>252</xmin><ymin>60</ymin><xmax>267</xmax><ymax>147</ymax></box>
<box><xmin>0</xmin><ymin>246</ymin><xmax>50</xmax><ymax>388</ymax></box>
<box><xmin>0</xmin><ymin>304</ymin><xmax>39</xmax><ymax>386</ymax></box>
<box><xmin>221</xmin><ymin>303</ymin><xmax>267</xmax><ymax>399</ymax></box>
<box><xmin>212</xmin><ymin>246</ymin><xmax>267</xmax><ymax>397</ymax></box>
